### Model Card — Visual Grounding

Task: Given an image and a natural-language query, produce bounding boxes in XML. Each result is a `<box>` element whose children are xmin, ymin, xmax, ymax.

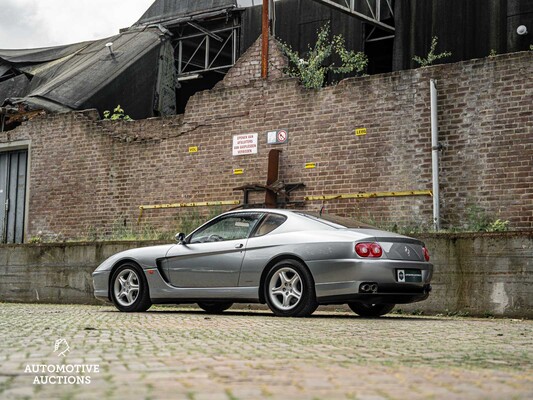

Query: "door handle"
<box><xmin>235</xmin><ymin>243</ymin><xmax>244</xmax><ymax>249</ymax></box>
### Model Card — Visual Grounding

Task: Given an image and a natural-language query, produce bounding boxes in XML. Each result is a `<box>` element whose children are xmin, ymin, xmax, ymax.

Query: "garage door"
<box><xmin>0</xmin><ymin>149</ymin><xmax>28</xmax><ymax>243</ymax></box>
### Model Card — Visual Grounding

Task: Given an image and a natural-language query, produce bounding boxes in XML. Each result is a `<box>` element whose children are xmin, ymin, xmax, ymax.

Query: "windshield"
<box><xmin>297</xmin><ymin>212</ymin><xmax>376</xmax><ymax>229</ymax></box>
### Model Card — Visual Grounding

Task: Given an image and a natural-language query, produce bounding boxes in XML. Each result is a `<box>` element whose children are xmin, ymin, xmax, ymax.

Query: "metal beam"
<box><xmin>311</xmin><ymin>0</ymin><xmax>395</xmax><ymax>33</ymax></box>
<box><xmin>305</xmin><ymin>190</ymin><xmax>432</xmax><ymax>201</ymax></box>
<box><xmin>186</xmin><ymin>21</ymin><xmax>223</xmax><ymax>42</ymax></box>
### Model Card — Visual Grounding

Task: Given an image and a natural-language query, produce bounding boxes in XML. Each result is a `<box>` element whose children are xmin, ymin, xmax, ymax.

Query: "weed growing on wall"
<box><xmin>279</xmin><ymin>23</ymin><xmax>368</xmax><ymax>89</ymax></box>
<box><xmin>103</xmin><ymin>105</ymin><xmax>133</xmax><ymax>121</ymax></box>
<box><xmin>464</xmin><ymin>204</ymin><xmax>509</xmax><ymax>232</ymax></box>
<box><xmin>413</xmin><ymin>36</ymin><xmax>452</xmax><ymax>67</ymax></box>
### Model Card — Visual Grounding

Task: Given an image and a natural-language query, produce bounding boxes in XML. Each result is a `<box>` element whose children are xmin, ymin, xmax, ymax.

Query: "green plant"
<box><xmin>279</xmin><ymin>23</ymin><xmax>368</xmax><ymax>89</ymax></box>
<box><xmin>465</xmin><ymin>205</ymin><xmax>509</xmax><ymax>232</ymax></box>
<box><xmin>487</xmin><ymin>219</ymin><xmax>509</xmax><ymax>232</ymax></box>
<box><xmin>530</xmin><ymin>44</ymin><xmax>533</xmax><ymax>51</ymax></box>
<box><xmin>413</xmin><ymin>36</ymin><xmax>452</xmax><ymax>67</ymax></box>
<box><xmin>28</xmin><ymin>235</ymin><xmax>42</xmax><ymax>244</ymax></box>
<box><xmin>489</xmin><ymin>49</ymin><xmax>497</xmax><ymax>57</ymax></box>
<box><xmin>103</xmin><ymin>105</ymin><xmax>133</xmax><ymax>121</ymax></box>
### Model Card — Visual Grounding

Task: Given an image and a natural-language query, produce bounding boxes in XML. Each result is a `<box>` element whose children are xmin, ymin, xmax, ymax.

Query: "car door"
<box><xmin>163</xmin><ymin>212</ymin><xmax>263</xmax><ymax>288</ymax></box>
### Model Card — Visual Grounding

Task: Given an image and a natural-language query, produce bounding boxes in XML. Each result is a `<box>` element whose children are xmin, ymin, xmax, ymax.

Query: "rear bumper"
<box><xmin>310</xmin><ymin>258</ymin><xmax>433</xmax><ymax>304</ymax></box>
<box><xmin>318</xmin><ymin>284</ymin><xmax>432</xmax><ymax>305</ymax></box>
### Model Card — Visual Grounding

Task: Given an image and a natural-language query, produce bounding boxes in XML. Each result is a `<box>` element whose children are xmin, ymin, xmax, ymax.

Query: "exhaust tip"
<box><xmin>359</xmin><ymin>282</ymin><xmax>378</xmax><ymax>293</ymax></box>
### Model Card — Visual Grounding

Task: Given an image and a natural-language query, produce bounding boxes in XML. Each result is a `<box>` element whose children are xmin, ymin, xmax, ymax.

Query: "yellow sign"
<box><xmin>305</xmin><ymin>162</ymin><xmax>316</xmax><ymax>169</ymax></box>
<box><xmin>188</xmin><ymin>146</ymin><xmax>198</xmax><ymax>153</ymax></box>
<box><xmin>355</xmin><ymin>128</ymin><xmax>367</xmax><ymax>136</ymax></box>
<box><xmin>233</xmin><ymin>168</ymin><xmax>244</xmax><ymax>175</ymax></box>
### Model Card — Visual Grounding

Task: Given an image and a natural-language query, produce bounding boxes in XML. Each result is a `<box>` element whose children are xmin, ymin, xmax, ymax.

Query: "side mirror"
<box><xmin>175</xmin><ymin>232</ymin><xmax>186</xmax><ymax>244</ymax></box>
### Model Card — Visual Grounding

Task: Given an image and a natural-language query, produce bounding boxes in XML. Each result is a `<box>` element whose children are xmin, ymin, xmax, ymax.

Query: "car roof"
<box><xmin>221</xmin><ymin>208</ymin><xmax>374</xmax><ymax>229</ymax></box>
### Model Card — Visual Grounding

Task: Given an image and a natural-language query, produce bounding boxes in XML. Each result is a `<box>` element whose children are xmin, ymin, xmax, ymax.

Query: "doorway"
<box><xmin>0</xmin><ymin>149</ymin><xmax>28</xmax><ymax>243</ymax></box>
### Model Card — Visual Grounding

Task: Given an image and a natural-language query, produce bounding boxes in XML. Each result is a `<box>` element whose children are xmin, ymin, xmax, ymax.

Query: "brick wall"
<box><xmin>1</xmin><ymin>37</ymin><xmax>531</xmax><ymax>239</ymax></box>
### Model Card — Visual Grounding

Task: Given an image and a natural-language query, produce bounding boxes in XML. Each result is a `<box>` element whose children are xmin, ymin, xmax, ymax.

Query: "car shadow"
<box><xmin>109</xmin><ymin>308</ymin><xmax>443</xmax><ymax>321</ymax></box>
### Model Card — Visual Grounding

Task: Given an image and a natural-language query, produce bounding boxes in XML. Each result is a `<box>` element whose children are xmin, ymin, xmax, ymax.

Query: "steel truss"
<box><xmin>311</xmin><ymin>0</ymin><xmax>395</xmax><ymax>34</ymax></box>
<box><xmin>174</xmin><ymin>21</ymin><xmax>240</xmax><ymax>78</ymax></box>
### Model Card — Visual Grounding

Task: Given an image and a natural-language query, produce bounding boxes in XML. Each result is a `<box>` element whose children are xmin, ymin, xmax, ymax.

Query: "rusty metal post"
<box><xmin>261</xmin><ymin>0</ymin><xmax>269</xmax><ymax>79</ymax></box>
<box><xmin>265</xmin><ymin>149</ymin><xmax>281</xmax><ymax>207</ymax></box>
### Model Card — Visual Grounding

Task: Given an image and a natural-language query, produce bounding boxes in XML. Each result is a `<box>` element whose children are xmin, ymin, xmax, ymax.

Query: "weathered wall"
<box><xmin>0</xmin><ymin>37</ymin><xmax>531</xmax><ymax>239</ymax></box>
<box><xmin>402</xmin><ymin>232</ymin><xmax>533</xmax><ymax>317</ymax></box>
<box><xmin>0</xmin><ymin>241</ymin><xmax>161</xmax><ymax>304</ymax></box>
<box><xmin>1</xmin><ymin>233</ymin><xmax>531</xmax><ymax>318</ymax></box>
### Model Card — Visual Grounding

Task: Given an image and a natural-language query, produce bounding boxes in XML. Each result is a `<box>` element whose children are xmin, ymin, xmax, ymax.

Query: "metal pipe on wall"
<box><xmin>430</xmin><ymin>79</ymin><xmax>440</xmax><ymax>231</ymax></box>
<box><xmin>261</xmin><ymin>0</ymin><xmax>269</xmax><ymax>79</ymax></box>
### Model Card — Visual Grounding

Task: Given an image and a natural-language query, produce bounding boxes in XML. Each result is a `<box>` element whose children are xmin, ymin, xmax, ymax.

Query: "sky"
<box><xmin>0</xmin><ymin>0</ymin><xmax>156</xmax><ymax>49</ymax></box>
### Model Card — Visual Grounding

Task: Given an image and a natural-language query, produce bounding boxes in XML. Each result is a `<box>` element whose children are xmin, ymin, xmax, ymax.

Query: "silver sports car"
<box><xmin>92</xmin><ymin>209</ymin><xmax>433</xmax><ymax>317</ymax></box>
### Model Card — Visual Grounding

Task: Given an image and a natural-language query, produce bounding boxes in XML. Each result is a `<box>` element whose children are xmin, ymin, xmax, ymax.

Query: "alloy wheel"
<box><xmin>268</xmin><ymin>267</ymin><xmax>303</xmax><ymax>310</ymax></box>
<box><xmin>113</xmin><ymin>268</ymin><xmax>140</xmax><ymax>307</ymax></box>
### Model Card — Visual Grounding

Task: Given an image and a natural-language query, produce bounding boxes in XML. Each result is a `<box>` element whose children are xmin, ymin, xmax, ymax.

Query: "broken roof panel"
<box><xmin>0</xmin><ymin>41</ymin><xmax>92</xmax><ymax>64</ymax></box>
<box><xmin>135</xmin><ymin>0</ymin><xmax>237</xmax><ymax>26</ymax></box>
<box><xmin>28</xmin><ymin>28</ymin><xmax>163</xmax><ymax>109</ymax></box>
<box><xmin>0</xmin><ymin>26</ymin><xmax>171</xmax><ymax>119</ymax></box>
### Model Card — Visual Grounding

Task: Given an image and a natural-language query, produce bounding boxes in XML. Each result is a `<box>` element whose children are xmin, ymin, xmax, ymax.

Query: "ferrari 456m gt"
<box><xmin>93</xmin><ymin>209</ymin><xmax>433</xmax><ymax>317</ymax></box>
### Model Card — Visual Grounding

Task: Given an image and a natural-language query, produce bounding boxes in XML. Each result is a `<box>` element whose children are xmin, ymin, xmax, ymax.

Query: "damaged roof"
<box><xmin>0</xmin><ymin>0</ymin><xmax>245</xmax><ymax>121</ymax></box>
<box><xmin>135</xmin><ymin>0</ymin><xmax>237</xmax><ymax>26</ymax></box>
<box><xmin>0</xmin><ymin>26</ymin><xmax>170</xmax><ymax>118</ymax></box>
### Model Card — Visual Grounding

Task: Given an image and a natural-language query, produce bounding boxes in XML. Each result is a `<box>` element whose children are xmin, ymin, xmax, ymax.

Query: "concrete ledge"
<box><xmin>1</xmin><ymin>233</ymin><xmax>531</xmax><ymax>318</ymax></box>
<box><xmin>0</xmin><ymin>241</ymin><xmax>165</xmax><ymax>304</ymax></box>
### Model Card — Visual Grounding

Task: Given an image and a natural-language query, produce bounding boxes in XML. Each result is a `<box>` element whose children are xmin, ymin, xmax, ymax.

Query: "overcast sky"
<box><xmin>0</xmin><ymin>0</ymin><xmax>155</xmax><ymax>49</ymax></box>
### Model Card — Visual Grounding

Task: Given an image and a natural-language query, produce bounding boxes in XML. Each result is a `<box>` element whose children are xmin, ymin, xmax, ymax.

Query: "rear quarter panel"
<box><xmin>238</xmin><ymin>230</ymin><xmax>370</xmax><ymax>286</ymax></box>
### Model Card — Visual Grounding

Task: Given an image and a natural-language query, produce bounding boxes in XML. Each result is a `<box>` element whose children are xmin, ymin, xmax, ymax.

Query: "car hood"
<box><xmin>94</xmin><ymin>244</ymin><xmax>175</xmax><ymax>272</ymax></box>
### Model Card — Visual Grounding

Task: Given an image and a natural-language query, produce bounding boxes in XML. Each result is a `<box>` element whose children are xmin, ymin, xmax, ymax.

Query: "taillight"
<box><xmin>355</xmin><ymin>242</ymin><xmax>383</xmax><ymax>258</ymax></box>
<box><xmin>423</xmin><ymin>247</ymin><xmax>430</xmax><ymax>262</ymax></box>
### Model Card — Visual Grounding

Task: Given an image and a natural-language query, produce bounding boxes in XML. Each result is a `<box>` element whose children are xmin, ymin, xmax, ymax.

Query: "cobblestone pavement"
<box><xmin>0</xmin><ymin>303</ymin><xmax>532</xmax><ymax>400</ymax></box>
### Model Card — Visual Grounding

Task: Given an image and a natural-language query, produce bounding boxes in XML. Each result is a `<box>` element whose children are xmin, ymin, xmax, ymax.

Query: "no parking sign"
<box><xmin>267</xmin><ymin>129</ymin><xmax>289</xmax><ymax>145</ymax></box>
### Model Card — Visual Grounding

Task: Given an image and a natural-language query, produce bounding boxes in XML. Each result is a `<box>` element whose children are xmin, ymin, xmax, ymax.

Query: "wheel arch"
<box><xmin>258</xmin><ymin>254</ymin><xmax>315</xmax><ymax>304</ymax></box>
<box><xmin>107</xmin><ymin>258</ymin><xmax>147</xmax><ymax>301</ymax></box>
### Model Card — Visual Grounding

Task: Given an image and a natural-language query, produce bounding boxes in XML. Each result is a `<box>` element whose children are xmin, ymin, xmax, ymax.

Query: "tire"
<box><xmin>348</xmin><ymin>302</ymin><xmax>395</xmax><ymax>317</ymax></box>
<box><xmin>197</xmin><ymin>302</ymin><xmax>233</xmax><ymax>314</ymax></box>
<box><xmin>110</xmin><ymin>263</ymin><xmax>152</xmax><ymax>312</ymax></box>
<box><xmin>264</xmin><ymin>259</ymin><xmax>318</xmax><ymax>317</ymax></box>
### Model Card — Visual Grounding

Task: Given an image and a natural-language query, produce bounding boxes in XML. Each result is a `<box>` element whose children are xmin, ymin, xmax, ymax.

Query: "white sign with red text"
<box><xmin>232</xmin><ymin>133</ymin><xmax>258</xmax><ymax>156</ymax></box>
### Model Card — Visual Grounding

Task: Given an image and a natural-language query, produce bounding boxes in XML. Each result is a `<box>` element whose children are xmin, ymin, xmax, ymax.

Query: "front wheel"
<box><xmin>264</xmin><ymin>259</ymin><xmax>318</xmax><ymax>317</ymax></box>
<box><xmin>111</xmin><ymin>263</ymin><xmax>152</xmax><ymax>312</ymax></box>
<box><xmin>348</xmin><ymin>302</ymin><xmax>395</xmax><ymax>317</ymax></box>
<box><xmin>197</xmin><ymin>302</ymin><xmax>233</xmax><ymax>314</ymax></box>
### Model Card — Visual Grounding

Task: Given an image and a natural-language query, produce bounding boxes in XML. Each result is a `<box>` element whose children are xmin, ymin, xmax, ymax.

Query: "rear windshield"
<box><xmin>296</xmin><ymin>212</ymin><xmax>375</xmax><ymax>229</ymax></box>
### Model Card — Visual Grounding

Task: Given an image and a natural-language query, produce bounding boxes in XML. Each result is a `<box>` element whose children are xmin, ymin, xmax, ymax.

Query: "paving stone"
<box><xmin>0</xmin><ymin>303</ymin><xmax>532</xmax><ymax>399</ymax></box>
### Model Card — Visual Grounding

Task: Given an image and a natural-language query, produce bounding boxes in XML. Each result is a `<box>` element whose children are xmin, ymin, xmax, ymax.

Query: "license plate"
<box><xmin>397</xmin><ymin>269</ymin><xmax>422</xmax><ymax>283</ymax></box>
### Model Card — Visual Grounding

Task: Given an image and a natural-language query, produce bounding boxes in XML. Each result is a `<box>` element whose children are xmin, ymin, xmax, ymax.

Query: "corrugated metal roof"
<box><xmin>0</xmin><ymin>41</ymin><xmax>93</xmax><ymax>64</ymax></box>
<box><xmin>0</xmin><ymin>26</ymin><xmax>168</xmax><ymax>119</ymax></box>
<box><xmin>135</xmin><ymin>0</ymin><xmax>237</xmax><ymax>26</ymax></box>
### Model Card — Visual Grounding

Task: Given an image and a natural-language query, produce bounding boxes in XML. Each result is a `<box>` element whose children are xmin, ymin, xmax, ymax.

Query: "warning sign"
<box><xmin>267</xmin><ymin>129</ymin><xmax>289</xmax><ymax>145</ymax></box>
<box><xmin>233</xmin><ymin>133</ymin><xmax>258</xmax><ymax>156</ymax></box>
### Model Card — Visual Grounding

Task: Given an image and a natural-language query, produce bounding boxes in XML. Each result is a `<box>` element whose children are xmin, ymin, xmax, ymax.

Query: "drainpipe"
<box><xmin>261</xmin><ymin>0</ymin><xmax>269</xmax><ymax>79</ymax></box>
<box><xmin>430</xmin><ymin>79</ymin><xmax>441</xmax><ymax>231</ymax></box>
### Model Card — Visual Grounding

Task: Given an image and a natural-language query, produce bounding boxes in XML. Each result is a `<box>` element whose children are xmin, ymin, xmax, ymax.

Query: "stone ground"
<box><xmin>0</xmin><ymin>303</ymin><xmax>531</xmax><ymax>400</ymax></box>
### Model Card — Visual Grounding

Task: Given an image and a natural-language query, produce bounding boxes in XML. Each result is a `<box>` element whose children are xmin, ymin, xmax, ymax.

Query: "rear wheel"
<box><xmin>197</xmin><ymin>302</ymin><xmax>233</xmax><ymax>314</ymax></box>
<box><xmin>111</xmin><ymin>263</ymin><xmax>152</xmax><ymax>312</ymax></box>
<box><xmin>348</xmin><ymin>302</ymin><xmax>395</xmax><ymax>317</ymax></box>
<box><xmin>264</xmin><ymin>259</ymin><xmax>318</xmax><ymax>317</ymax></box>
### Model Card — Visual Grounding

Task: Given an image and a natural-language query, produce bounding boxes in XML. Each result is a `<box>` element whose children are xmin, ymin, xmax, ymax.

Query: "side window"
<box><xmin>189</xmin><ymin>214</ymin><xmax>261</xmax><ymax>243</ymax></box>
<box><xmin>252</xmin><ymin>214</ymin><xmax>287</xmax><ymax>237</ymax></box>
